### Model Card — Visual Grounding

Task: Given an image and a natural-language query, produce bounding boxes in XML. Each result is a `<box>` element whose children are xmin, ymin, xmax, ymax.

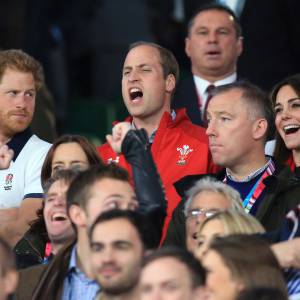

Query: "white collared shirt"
<box><xmin>193</xmin><ymin>73</ymin><xmax>237</xmax><ymax>118</ymax></box>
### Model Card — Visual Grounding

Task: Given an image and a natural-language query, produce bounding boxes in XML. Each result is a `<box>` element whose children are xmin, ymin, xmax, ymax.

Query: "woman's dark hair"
<box><xmin>41</xmin><ymin>134</ymin><xmax>103</xmax><ymax>187</ymax></box>
<box><xmin>270</xmin><ymin>74</ymin><xmax>300</xmax><ymax>164</ymax></box>
<box><xmin>208</xmin><ymin>235</ymin><xmax>287</xmax><ymax>296</ymax></box>
<box><xmin>236</xmin><ymin>287</ymin><xmax>288</xmax><ymax>300</ymax></box>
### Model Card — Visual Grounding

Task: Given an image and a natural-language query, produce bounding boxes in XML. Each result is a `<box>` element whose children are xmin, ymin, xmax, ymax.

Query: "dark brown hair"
<box><xmin>270</xmin><ymin>73</ymin><xmax>300</xmax><ymax>164</ymax></box>
<box><xmin>41</xmin><ymin>134</ymin><xmax>103</xmax><ymax>187</ymax></box>
<box><xmin>67</xmin><ymin>164</ymin><xmax>129</xmax><ymax>210</ymax></box>
<box><xmin>128</xmin><ymin>41</ymin><xmax>179</xmax><ymax>83</ymax></box>
<box><xmin>187</xmin><ymin>2</ymin><xmax>242</xmax><ymax>38</ymax></box>
<box><xmin>208</xmin><ymin>235</ymin><xmax>287</xmax><ymax>296</ymax></box>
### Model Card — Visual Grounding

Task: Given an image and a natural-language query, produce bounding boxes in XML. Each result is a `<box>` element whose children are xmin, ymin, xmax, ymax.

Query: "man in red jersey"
<box><xmin>98</xmin><ymin>41</ymin><xmax>216</xmax><ymax>239</ymax></box>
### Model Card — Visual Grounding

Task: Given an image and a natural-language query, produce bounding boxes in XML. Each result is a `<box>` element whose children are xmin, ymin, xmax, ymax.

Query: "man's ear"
<box><xmin>165</xmin><ymin>74</ymin><xmax>176</xmax><ymax>94</ymax></box>
<box><xmin>185</xmin><ymin>37</ymin><xmax>191</xmax><ymax>58</ymax></box>
<box><xmin>252</xmin><ymin>118</ymin><xmax>268</xmax><ymax>140</ymax></box>
<box><xmin>68</xmin><ymin>205</ymin><xmax>87</xmax><ymax>228</ymax></box>
<box><xmin>3</xmin><ymin>270</ymin><xmax>18</xmax><ymax>295</ymax></box>
<box><xmin>237</xmin><ymin>36</ymin><xmax>243</xmax><ymax>58</ymax></box>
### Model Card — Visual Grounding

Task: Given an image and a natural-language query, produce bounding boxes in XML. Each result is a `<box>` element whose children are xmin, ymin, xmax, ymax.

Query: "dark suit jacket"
<box><xmin>16</xmin><ymin>241</ymin><xmax>74</xmax><ymax>300</ymax></box>
<box><xmin>237</xmin><ymin>0</ymin><xmax>300</xmax><ymax>91</ymax></box>
<box><xmin>172</xmin><ymin>76</ymin><xmax>202</xmax><ymax>125</ymax></box>
<box><xmin>16</xmin><ymin>263</ymin><xmax>47</xmax><ymax>300</ymax></box>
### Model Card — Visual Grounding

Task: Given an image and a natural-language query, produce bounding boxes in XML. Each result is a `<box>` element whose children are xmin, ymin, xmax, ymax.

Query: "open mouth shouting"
<box><xmin>283</xmin><ymin>124</ymin><xmax>300</xmax><ymax>135</ymax></box>
<box><xmin>51</xmin><ymin>212</ymin><xmax>68</xmax><ymax>223</ymax></box>
<box><xmin>129</xmin><ymin>88</ymin><xmax>143</xmax><ymax>103</ymax></box>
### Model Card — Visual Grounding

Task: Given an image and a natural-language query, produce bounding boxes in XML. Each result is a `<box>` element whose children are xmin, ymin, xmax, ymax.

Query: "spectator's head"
<box><xmin>89</xmin><ymin>209</ymin><xmax>158</xmax><ymax>297</ymax></box>
<box><xmin>185</xmin><ymin>3</ymin><xmax>242</xmax><ymax>81</ymax></box>
<box><xmin>122</xmin><ymin>42</ymin><xmax>178</xmax><ymax>124</ymax></box>
<box><xmin>67</xmin><ymin>164</ymin><xmax>137</xmax><ymax>230</ymax></box>
<box><xmin>41</xmin><ymin>134</ymin><xmax>103</xmax><ymax>186</ymax></box>
<box><xmin>0</xmin><ymin>237</ymin><xmax>18</xmax><ymax>300</ymax></box>
<box><xmin>0</xmin><ymin>50</ymin><xmax>44</xmax><ymax>138</ymax></box>
<box><xmin>0</xmin><ymin>49</ymin><xmax>43</xmax><ymax>90</ymax></box>
<box><xmin>201</xmin><ymin>235</ymin><xmax>287</xmax><ymax>300</ymax></box>
<box><xmin>43</xmin><ymin>169</ymin><xmax>79</xmax><ymax>253</ymax></box>
<box><xmin>140</xmin><ymin>247</ymin><xmax>205</xmax><ymax>300</ymax></box>
<box><xmin>195</xmin><ymin>210</ymin><xmax>265</xmax><ymax>259</ymax></box>
<box><xmin>271</xmin><ymin>73</ymin><xmax>300</xmax><ymax>165</ymax></box>
<box><xmin>183</xmin><ymin>177</ymin><xmax>243</xmax><ymax>251</ymax></box>
<box><xmin>206</xmin><ymin>81</ymin><xmax>273</xmax><ymax>169</ymax></box>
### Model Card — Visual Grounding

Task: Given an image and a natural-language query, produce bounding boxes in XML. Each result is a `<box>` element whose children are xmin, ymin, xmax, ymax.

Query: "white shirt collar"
<box><xmin>193</xmin><ymin>73</ymin><xmax>237</xmax><ymax>97</ymax></box>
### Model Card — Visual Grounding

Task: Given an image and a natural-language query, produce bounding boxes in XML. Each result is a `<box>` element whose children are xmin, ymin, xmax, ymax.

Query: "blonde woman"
<box><xmin>194</xmin><ymin>209</ymin><xmax>265</xmax><ymax>259</ymax></box>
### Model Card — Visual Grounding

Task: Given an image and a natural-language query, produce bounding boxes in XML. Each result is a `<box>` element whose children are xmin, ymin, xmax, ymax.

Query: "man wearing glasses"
<box><xmin>171</xmin><ymin>177</ymin><xmax>244</xmax><ymax>251</ymax></box>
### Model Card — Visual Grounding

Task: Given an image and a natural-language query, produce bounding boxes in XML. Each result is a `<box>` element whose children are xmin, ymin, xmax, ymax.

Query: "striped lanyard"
<box><xmin>224</xmin><ymin>160</ymin><xmax>275</xmax><ymax>213</ymax></box>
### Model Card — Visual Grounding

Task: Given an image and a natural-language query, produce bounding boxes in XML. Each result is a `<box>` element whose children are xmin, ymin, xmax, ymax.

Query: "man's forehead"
<box><xmin>192</xmin><ymin>191</ymin><xmax>230</xmax><ymax>208</ymax></box>
<box><xmin>193</xmin><ymin>9</ymin><xmax>235</xmax><ymax>27</ymax></box>
<box><xmin>124</xmin><ymin>45</ymin><xmax>161</xmax><ymax>66</ymax></box>
<box><xmin>93</xmin><ymin>219</ymin><xmax>139</xmax><ymax>241</ymax></box>
<box><xmin>144</xmin><ymin>257</ymin><xmax>188</xmax><ymax>279</ymax></box>
<box><xmin>209</xmin><ymin>90</ymin><xmax>245</xmax><ymax>111</ymax></box>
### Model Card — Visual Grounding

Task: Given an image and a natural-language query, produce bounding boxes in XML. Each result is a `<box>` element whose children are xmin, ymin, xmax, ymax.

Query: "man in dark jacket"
<box><xmin>165</xmin><ymin>81</ymin><xmax>300</xmax><ymax>248</ymax></box>
<box><xmin>0</xmin><ymin>236</ymin><xmax>18</xmax><ymax>300</ymax></box>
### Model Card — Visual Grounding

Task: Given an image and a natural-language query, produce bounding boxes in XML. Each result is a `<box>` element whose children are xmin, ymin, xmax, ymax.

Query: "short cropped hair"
<box><xmin>198</xmin><ymin>209</ymin><xmax>265</xmax><ymax>237</ymax></box>
<box><xmin>143</xmin><ymin>247</ymin><xmax>205</xmax><ymax>288</ymax></box>
<box><xmin>128</xmin><ymin>41</ymin><xmax>179</xmax><ymax>83</ymax></box>
<box><xmin>66</xmin><ymin>164</ymin><xmax>130</xmax><ymax>210</ymax></box>
<box><xmin>0</xmin><ymin>49</ymin><xmax>44</xmax><ymax>90</ymax></box>
<box><xmin>0</xmin><ymin>236</ymin><xmax>16</xmax><ymax>277</ymax></box>
<box><xmin>89</xmin><ymin>209</ymin><xmax>160</xmax><ymax>250</ymax></box>
<box><xmin>187</xmin><ymin>2</ymin><xmax>242</xmax><ymax>38</ymax></box>
<box><xmin>43</xmin><ymin>168</ymin><xmax>81</xmax><ymax>197</ymax></box>
<box><xmin>184</xmin><ymin>177</ymin><xmax>243</xmax><ymax>217</ymax></box>
<box><xmin>212</xmin><ymin>81</ymin><xmax>274</xmax><ymax>140</ymax></box>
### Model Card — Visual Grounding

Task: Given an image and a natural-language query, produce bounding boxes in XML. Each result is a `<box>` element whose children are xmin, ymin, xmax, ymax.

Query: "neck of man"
<box><xmin>192</xmin><ymin>67</ymin><xmax>236</xmax><ymax>83</ymax></box>
<box><xmin>101</xmin><ymin>287</ymin><xmax>139</xmax><ymax>300</ymax></box>
<box><xmin>51</xmin><ymin>236</ymin><xmax>74</xmax><ymax>255</ymax></box>
<box><xmin>76</xmin><ymin>228</ymin><xmax>95</xmax><ymax>279</ymax></box>
<box><xmin>0</xmin><ymin>133</ymin><xmax>12</xmax><ymax>145</ymax></box>
<box><xmin>50</xmin><ymin>242</ymin><xmax>65</xmax><ymax>255</ymax></box>
<box><xmin>132</xmin><ymin>107</ymin><xmax>170</xmax><ymax>138</ymax></box>
<box><xmin>226</xmin><ymin>152</ymin><xmax>269</xmax><ymax>181</ymax></box>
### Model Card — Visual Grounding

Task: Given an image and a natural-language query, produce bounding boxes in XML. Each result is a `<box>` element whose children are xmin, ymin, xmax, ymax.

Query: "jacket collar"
<box><xmin>7</xmin><ymin>128</ymin><xmax>32</xmax><ymax>161</ymax></box>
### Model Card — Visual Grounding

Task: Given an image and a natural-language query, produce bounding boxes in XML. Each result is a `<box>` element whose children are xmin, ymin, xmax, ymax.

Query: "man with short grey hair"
<box><xmin>183</xmin><ymin>177</ymin><xmax>243</xmax><ymax>251</ymax></box>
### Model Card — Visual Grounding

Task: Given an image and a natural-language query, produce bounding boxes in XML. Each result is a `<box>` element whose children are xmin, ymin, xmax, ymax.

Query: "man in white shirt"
<box><xmin>172</xmin><ymin>3</ymin><xmax>243</xmax><ymax>126</ymax></box>
<box><xmin>0</xmin><ymin>49</ymin><xmax>51</xmax><ymax>246</ymax></box>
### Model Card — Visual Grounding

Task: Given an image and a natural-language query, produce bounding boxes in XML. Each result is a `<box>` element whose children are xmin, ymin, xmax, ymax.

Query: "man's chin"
<box><xmin>7</xmin><ymin>123</ymin><xmax>30</xmax><ymax>135</ymax></box>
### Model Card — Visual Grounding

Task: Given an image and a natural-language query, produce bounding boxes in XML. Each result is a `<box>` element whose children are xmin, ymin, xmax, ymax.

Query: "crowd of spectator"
<box><xmin>1</xmin><ymin>1</ymin><xmax>300</xmax><ymax>300</ymax></box>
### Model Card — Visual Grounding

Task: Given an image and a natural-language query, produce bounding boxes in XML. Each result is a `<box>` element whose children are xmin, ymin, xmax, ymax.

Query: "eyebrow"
<box><xmin>275</xmin><ymin>97</ymin><xmax>300</xmax><ymax>106</ymax></box>
<box><xmin>214</xmin><ymin>111</ymin><xmax>234</xmax><ymax>116</ymax></box>
<box><xmin>45</xmin><ymin>192</ymin><xmax>59</xmax><ymax>200</ymax></box>
<box><xmin>123</xmin><ymin>63</ymin><xmax>152</xmax><ymax>70</ymax></box>
<box><xmin>52</xmin><ymin>160</ymin><xmax>86</xmax><ymax>164</ymax></box>
<box><xmin>113</xmin><ymin>240</ymin><xmax>132</xmax><ymax>246</ymax></box>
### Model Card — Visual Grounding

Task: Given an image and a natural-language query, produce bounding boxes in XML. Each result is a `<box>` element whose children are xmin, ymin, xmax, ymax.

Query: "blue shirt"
<box><xmin>61</xmin><ymin>246</ymin><xmax>99</xmax><ymax>300</ymax></box>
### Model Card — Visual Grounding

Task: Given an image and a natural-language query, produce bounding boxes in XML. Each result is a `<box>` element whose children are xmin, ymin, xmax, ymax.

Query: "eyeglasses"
<box><xmin>185</xmin><ymin>208</ymin><xmax>221</xmax><ymax>219</ymax></box>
